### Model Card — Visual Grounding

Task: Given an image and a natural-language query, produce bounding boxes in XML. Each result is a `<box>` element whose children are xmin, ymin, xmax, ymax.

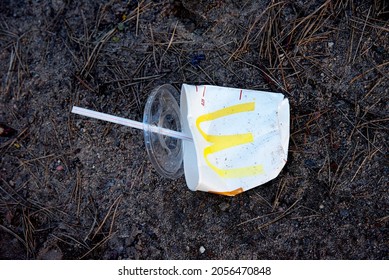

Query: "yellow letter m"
<box><xmin>196</xmin><ymin>102</ymin><xmax>264</xmax><ymax>179</ymax></box>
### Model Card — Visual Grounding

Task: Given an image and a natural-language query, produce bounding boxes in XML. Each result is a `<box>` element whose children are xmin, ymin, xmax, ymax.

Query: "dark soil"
<box><xmin>0</xmin><ymin>0</ymin><xmax>388</xmax><ymax>259</ymax></box>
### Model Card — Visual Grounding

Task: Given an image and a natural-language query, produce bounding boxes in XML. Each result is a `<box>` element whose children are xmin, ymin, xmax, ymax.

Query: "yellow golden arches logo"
<box><xmin>195</xmin><ymin>102</ymin><xmax>264</xmax><ymax>178</ymax></box>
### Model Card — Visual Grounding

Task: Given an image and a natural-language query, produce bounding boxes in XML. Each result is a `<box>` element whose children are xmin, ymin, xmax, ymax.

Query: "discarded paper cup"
<box><xmin>180</xmin><ymin>84</ymin><xmax>289</xmax><ymax>196</ymax></box>
<box><xmin>72</xmin><ymin>83</ymin><xmax>289</xmax><ymax>196</ymax></box>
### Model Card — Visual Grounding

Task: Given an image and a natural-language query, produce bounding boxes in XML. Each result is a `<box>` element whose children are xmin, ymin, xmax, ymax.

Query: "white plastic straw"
<box><xmin>71</xmin><ymin>106</ymin><xmax>193</xmax><ymax>142</ymax></box>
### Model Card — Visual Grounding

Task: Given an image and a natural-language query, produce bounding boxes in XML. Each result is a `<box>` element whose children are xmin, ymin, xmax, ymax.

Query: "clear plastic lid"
<box><xmin>143</xmin><ymin>84</ymin><xmax>184</xmax><ymax>179</ymax></box>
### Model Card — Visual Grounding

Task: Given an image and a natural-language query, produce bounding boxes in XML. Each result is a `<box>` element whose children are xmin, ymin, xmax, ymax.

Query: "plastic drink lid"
<box><xmin>143</xmin><ymin>84</ymin><xmax>184</xmax><ymax>179</ymax></box>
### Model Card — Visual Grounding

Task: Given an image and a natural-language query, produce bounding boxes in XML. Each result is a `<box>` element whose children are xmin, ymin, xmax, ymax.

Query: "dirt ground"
<box><xmin>0</xmin><ymin>0</ymin><xmax>388</xmax><ymax>260</ymax></box>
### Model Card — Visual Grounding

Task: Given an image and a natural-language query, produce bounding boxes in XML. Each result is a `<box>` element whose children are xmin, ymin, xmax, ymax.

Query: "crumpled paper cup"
<box><xmin>180</xmin><ymin>84</ymin><xmax>289</xmax><ymax>196</ymax></box>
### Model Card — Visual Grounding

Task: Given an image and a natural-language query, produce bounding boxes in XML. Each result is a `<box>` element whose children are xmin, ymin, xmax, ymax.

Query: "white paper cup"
<box><xmin>180</xmin><ymin>84</ymin><xmax>289</xmax><ymax>196</ymax></box>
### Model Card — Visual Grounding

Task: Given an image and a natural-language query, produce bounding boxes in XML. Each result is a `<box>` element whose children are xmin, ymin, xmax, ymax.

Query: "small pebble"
<box><xmin>219</xmin><ymin>202</ymin><xmax>230</xmax><ymax>211</ymax></box>
<box><xmin>199</xmin><ymin>246</ymin><xmax>205</xmax><ymax>254</ymax></box>
<box><xmin>319</xmin><ymin>204</ymin><xmax>324</xmax><ymax>209</ymax></box>
<box><xmin>340</xmin><ymin>209</ymin><xmax>349</xmax><ymax>218</ymax></box>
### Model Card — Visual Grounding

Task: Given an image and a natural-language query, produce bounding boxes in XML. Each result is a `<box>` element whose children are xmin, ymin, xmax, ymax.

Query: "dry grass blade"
<box><xmin>51</xmin><ymin>233</ymin><xmax>90</xmax><ymax>251</ymax></box>
<box><xmin>228</xmin><ymin>1</ymin><xmax>284</xmax><ymax>63</ymax></box>
<box><xmin>366</xmin><ymin>57</ymin><xmax>389</xmax><ymax>80</ymax></box>
<box><xmin>0</xmin><ymin>126</ymin><xmax>28</xmax><ymax>152</ymax></box>
<box><xmin>79</xmin><ymin>28</ymin><xmax>116</xmax><ymax>78</ymax></box>
<box><xmin>79</xmin><ymin>2</ymin><xmax>152</xmax><ymax>78</ymax></box>
<box><xmin>236</xmin><ymin>211</ymin><xmax>280</xmax><ymax>227</ymax></box>
<box><xmin>22</xmin><ymin>208</ymin><xmax>36</xmax><ymax>257</ymax></box>
<box><xmin>74</xmin><ymin>75</ymin><xmax>96</xmax><ymax>92</ymax></box>
<box><xmin>349</xmin><ymin>60</ymin><xmax>389</xmax><ymax>84</ymax></box>
<box><xmin>135</xmin><ymin>1</ymin><xmax>147</xmax><ymax>36</ymax></box>
<box><xmin>0</xmin><ymin>29</ymin><xmax>29</xmax><ymax>98</ymax></box>
<box><xmin>4</xmin><ymin>47</ymin><xmax>15</xmax><ymax>95</ymax></box>
<box><xmin>361</xmin><ymin>76</ymin><xmax>385</xmax><ymax>101</ymax></box>
<box><xmin>377</xmin><ymin>215</ymin><xmax>389</xmax><ymax>223</ymax></box>
<box><xmin>257</xmin><ymin>199</ymin><xmax>300</xmax><ymax>230</ymax></box>
<box><xmin>91</xmin><ymin>194</ymin><xmax>123</xmax><ymax>240</ymax></box>
<box><xmin>0</xmin><ymin>178</ymin><xmax>30</xmax><ymax>207</ymax></box>
<box><xmin>71</xmin><ymin>168</ymin><xmax>82</xmax><ymax>217</ymax></box>
<box><xmin>352</xmin><ymin>7</ymin><xmax>371</xmax><ymax>63</ymax></box>
<box><xmin>301</xmin><ymin>55</ymin><xmax>339</xmax><ymax>82</ymax></box>
<box><xmin>358</xmin><ymin>117</ymin><xmax>389</xmax><ymax>128</ymax></box>
<box><xmin>350</xmin><ymin>148</ymin><xmax>380</xmax><ymax>182</ymax></box>
<box><xmin>149</xmin><ymin>24</ymin><xmax>160</xmax><ymax>73</ymax></box>
<box><xmin>0</xmin><ymin>224</ymin><xmax>27</xmax><ymax>248</ymax></box>
<box><xmin>253</xmin><ymin>190</ymin><xmax>272</xmax><ymax>209</ymax></box>
<box><xmin>349</xmin><ymin>16</ymin><xmax>389</xmax><ymax>33</ymax></box>
<box><xmin>20</xmin><ymin>154</ymin><xmax>55</xmax><ymax>164</ymax></box>
<box><xmin>84</xmin><ymin>197</ymin><xmax>98</xmax><ymax>242</ymax></box>
<box><xmin>336</xmin><ymin>107</ymin><xmax>385</xmax><ymax>155</ymax></box>
<box><xmin>159</xmin><ymin>21</ymin><xmax>179</xmax><ymax>70</ymax></box>
<box><xmin>80</xmin><ymin>232</ymin><xmax>116</xmax><ymax>260</ymax></box>
<box><xmin>78</xmin><ymin>193</ymin><xmax>122</xmax><ymax>258</ymax></box>
<box><xmin>273</xmin><ymin>178</ymin><xmax>287</xmax><ymax>210</ymax></box>
<box><xmin>285</xmin><ymin>0</ymin><xmax>331</xmax><ymax>40</ymax></box>
<box><xmin>238</xmin><ymin>199</ymin><xmax>300</xmax><ymax>227</ymax></box>
<box><xmin>296</xmin><ymin>20</ymin><xmax>331</xmax><ymax>47</ymax></box>
<box><xmin>109</xmin><ymin>195</ymin><xmax>121</xmax><ymax>235</ymax></box>
<box><xmin>292</xmin><ymin>205</ymin><xmax>321</xmax><ymax>220</ymax></box>
<box><xmin>230</xmin><ymin>56</ymin><xmax>291</xmax><ymax>95</ymax></box>
<box><xmin>328</xmin><ymin>144</ymin><xmax>353</xmax><ymax>194</ymax></box>
<box><xmin>197</xmin><ymin>65</ymin><xmax>215</xmax><ymax>84</ymax></box>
